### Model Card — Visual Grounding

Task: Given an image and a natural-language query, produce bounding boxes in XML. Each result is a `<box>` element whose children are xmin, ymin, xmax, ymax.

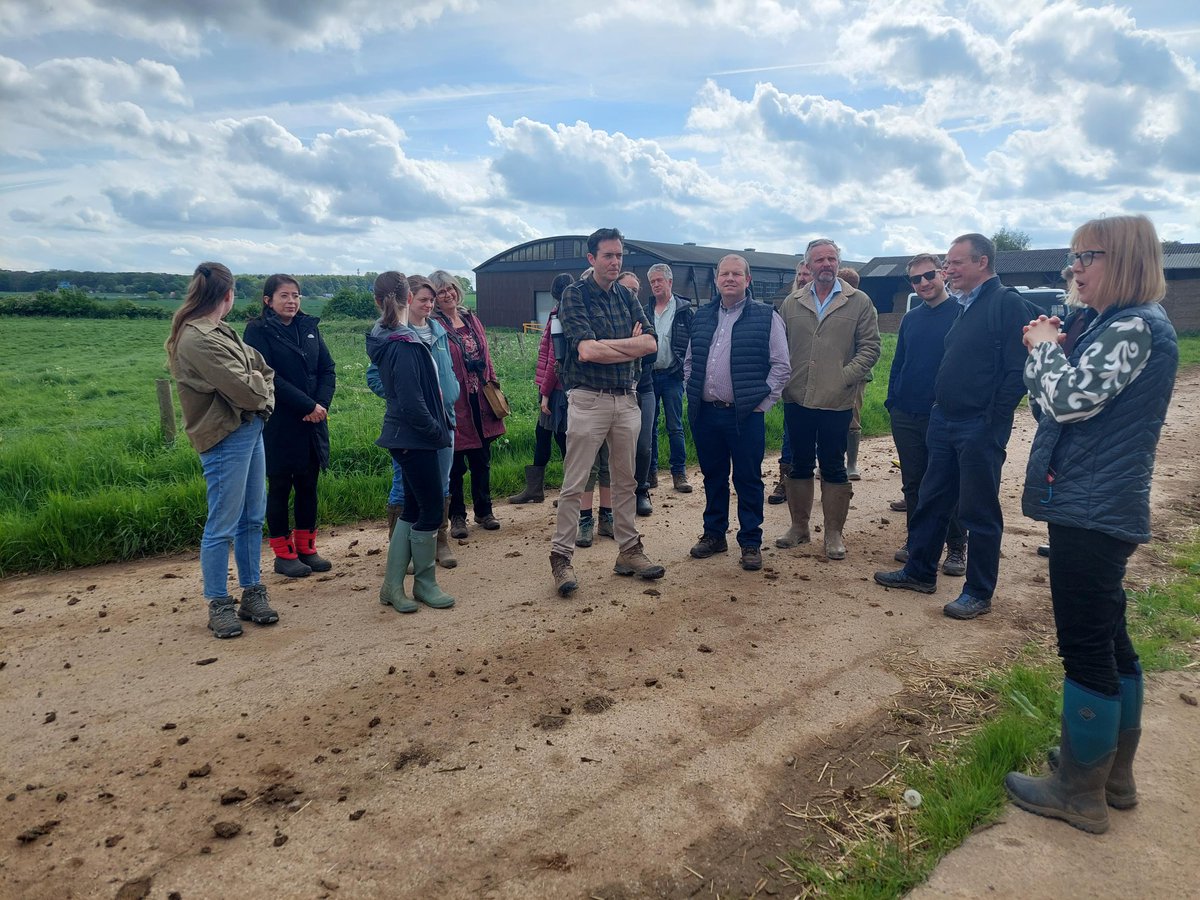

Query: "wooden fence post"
<box><xmin>156</xmin><ymin>379</ymin><xmax>177</xmax><ymax>445</ymax></box>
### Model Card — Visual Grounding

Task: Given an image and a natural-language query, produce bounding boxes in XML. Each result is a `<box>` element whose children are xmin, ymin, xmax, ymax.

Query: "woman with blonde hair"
<box><xmin>1006</xmin><ymin>215</ymin><xmax>1178</xmax><ymax>834</ymax></box>
<box><xmin>166</xmin><ymin>262</ymin><xmax>277</xmax><ymax>639</ymax></box>
<box><xmin>430</xmin><ymin>270</ymin><xmax>506</xmax><ymax>538</ymax></box>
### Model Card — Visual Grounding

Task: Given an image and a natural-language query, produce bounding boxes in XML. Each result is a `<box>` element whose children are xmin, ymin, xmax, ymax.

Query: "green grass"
<box><xmin>1</xmin><ymin>322</ymin><xmax>1194</xmax><ymax>575</ymax></box>
<box><xmin>0</xmin><ymin>316</ymin><xmax>896</xmax><ymax>574</ymax></box>
<box><xmin>779</xmin><ymin>528</ymin><xmax>1200</xmax><ymax>897</ymax></box>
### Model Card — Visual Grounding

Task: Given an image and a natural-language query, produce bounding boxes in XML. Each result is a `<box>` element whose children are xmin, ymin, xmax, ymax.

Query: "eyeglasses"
<box><xmin>435</xmin><ymin>289</ymin><xmax>458</xmax><ymax>298</ymax></box>
<box><xmin>1068</xmin><ymin>250</ymin><xmax>1105</xmax><ymax>268</ymax></box>
<box><xmin>908</xmin><ymin>271</ymin><xmax>938</xmax><ymax>286</ymax></box>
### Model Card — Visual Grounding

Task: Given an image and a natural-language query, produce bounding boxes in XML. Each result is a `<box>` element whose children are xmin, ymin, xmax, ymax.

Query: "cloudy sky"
<box><xmin>2</xmin><ymin>0</ymin><xmax>1198</xmax><ymax>280</ymax></box>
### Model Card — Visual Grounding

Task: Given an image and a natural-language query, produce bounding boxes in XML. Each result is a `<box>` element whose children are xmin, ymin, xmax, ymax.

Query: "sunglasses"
<box><xmin>909</xmin><ymin>270</ymin><xmax>938</xmax><ymax>286</ymax></box>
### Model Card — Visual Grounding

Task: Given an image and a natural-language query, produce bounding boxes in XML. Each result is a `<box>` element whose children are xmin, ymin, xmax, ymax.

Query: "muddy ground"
<box><xmin>2</xmin><ymin>374</ymin><xmax>1198</xmax><ymax>900</ymax></box>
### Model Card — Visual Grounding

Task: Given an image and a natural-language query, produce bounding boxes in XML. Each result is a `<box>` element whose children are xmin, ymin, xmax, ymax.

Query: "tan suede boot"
<box><xmin>774</xmin><ymin>478</ymin><xmax>814</xmax><ymax>548</ymax></box>
<box><xmin>821</xmin><ymin>481</ymin><xmax>853</xmax><ymax>560</ymax></box>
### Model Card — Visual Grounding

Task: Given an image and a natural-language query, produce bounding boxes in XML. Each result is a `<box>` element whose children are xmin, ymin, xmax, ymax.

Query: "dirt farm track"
<box><xmin>3</xmin><ymin>373</ymin><xmax>1199</xmax><ymax>900</ymax></box>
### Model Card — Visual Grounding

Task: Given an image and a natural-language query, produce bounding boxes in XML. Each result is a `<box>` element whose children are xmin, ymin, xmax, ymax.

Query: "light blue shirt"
<box><xmin>811</xmin><ymin>278</ymin><xmax>844</xmax><ymax>320</ymax></box>
<box><xmin>958</xmin><ymin>278</ymin><xmax>990</xmax><ymax>312</ymax></box>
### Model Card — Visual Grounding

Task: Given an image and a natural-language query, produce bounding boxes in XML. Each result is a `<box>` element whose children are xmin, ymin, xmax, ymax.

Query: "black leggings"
<box><xmin>533</xmin><ymin>422</ymin><xmax>567</xmax><ymax>468</ymax></box>
<box><xmin>1048</xmin><ymin>523</ymin><xmax>1140</xmax><ymax>695</ymax></box>
<box><xmin>449</xmin><ymin>393</ymin><xmax>494</xmax><ymax>518</ymax></box>
<box><xmin>266</xmin><ymin>466</ymin><xmax>319</xmax><ymax>537</ymax></box>
<box><xmin>390</xmin><ymin>448</ymin><xmax>443</xmax><ymax>532</ymax></box>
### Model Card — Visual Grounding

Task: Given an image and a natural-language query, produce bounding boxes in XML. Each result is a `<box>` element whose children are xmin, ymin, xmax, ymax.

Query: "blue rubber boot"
<box><xmin>1005</xmin><ymin>679</ymin><xmax>1119</xmax><ymax>834</ymax></box>
<box><xmin>1047</xmin><ymin>665</ymin><xmax>1142</xmax><ymax>808</ymax></box>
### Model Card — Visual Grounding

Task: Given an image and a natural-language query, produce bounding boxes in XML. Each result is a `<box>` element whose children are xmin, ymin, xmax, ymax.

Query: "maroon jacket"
<box><xmin>535</xmin><ymin>308</ymin><xmax>559</xmax><ymax>397</ymax></box>
<box><xmin>439</xmin><ymin>308</ymin><xmax>506</xmax><ymax>451</ymax></box>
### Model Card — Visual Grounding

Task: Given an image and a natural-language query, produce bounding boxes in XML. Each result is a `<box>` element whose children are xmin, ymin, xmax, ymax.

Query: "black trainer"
<box><xmin>873</xmin><ymin>569</ymin><xmax>937</xmax><ymax>594</ymax></box>
<box><xmin>690</xmin><ymin>533</ymin><xmax>729</xmax><ymax>559</ymax></box>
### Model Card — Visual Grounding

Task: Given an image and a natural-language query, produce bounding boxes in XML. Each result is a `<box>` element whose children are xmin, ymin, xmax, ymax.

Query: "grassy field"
<box><xmin>0</xmin><ymin>314</ymin><xmax>897</xmax><ymax>574</ymax></box>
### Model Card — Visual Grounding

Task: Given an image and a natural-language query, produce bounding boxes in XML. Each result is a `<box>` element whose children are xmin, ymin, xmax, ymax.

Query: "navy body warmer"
<box><xmin>1022</xmin><ymin>303</ymin><xmax>1178</xmax><ymax>544</ymax></box>
<box><xmin>686</xmin><ymin>299</ymin><xmax>774</xmax><ymax>425</ymax></box>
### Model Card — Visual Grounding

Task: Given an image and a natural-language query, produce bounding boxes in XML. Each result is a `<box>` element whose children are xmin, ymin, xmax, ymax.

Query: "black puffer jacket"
<box><xmin>243</xmin><ymin>309</ymin><xmax>335</xmax><ymax>475</ymax></box>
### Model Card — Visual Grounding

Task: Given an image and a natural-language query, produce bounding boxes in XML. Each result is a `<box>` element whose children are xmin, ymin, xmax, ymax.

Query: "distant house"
<box><xmin>857</xmin><ymin>244</ymin><xmax>1200</xmax><ymax>333</ymax></box>
<box><xmin>474</xmin><ymin>236</ymin><xmax>856</xmax><ymax>327</ymax></box>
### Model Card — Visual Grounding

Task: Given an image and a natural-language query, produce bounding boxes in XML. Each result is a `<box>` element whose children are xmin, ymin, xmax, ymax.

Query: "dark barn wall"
<box><xmin>1163</xmin><ymin>273</ymin><xmax>1200</xmax><ymax>333</ymax></box>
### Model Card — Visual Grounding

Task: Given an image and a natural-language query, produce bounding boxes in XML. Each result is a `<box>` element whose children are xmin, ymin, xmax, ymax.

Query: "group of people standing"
<box><xmin>166</xmin><ymin>265</ymin><xmax>505</xmax><ymax>635</ymax></box>
<box><xmin>167</xmin><ymin>213</ymin><xmax>1178</xmax><ymax>840</ymax></box>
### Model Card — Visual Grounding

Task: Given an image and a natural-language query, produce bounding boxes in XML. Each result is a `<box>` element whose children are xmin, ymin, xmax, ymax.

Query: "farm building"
<box><xmin>474</xmin><ymin>237</ymin><xmax>1200</xmax><ymax>333</ymax></box>
<box><xmin>474</xmin><ymin>236</ymin><xmax>817</xmax><ymax>328</ymax></box>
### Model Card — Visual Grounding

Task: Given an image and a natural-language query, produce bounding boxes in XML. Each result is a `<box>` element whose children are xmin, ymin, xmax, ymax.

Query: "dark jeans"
<box><xmin>449</xmin><ymin>393</ymin><xmax>493</xmax><ymax>518</ymax></box>
<box><xmin>889</xmin><ymin>408</ymin><xmax>966</xmax><ymax>550</ymax></box>
<box><xmin>904</xmin><ymin>406</ymin><xmax>1012</xmax><ymax>600</ymax></box>
<box><xmin>651</xmin><ymin>371</ymin><xmax>687</xmax><ymax>475</ymax></box>
<box><xmin>1048</xmin><ymin>524</ymin><xmax>1139</xmax><ymax>696</ymax></box>
<box><xmin>532</xmin><ymin>422</ymin><xmax>566</xmax><ymax>468</ymax></box>
<box><xmin>779</xmin><ymin>426</ymin><xmax>792</xmax><ymax>467</ymax></box>
<box><xmin>693</xmin><ymin>406</ymin><xmax>765</xmax><ymax>548</ymax></box>
<box><xmin>636</xmin><ymin>388</ymin><xmax>656</xmax><ymax>492</ymax></box>
<box><xmin>265</xmin><ymin>466</ymin><xmax>320</xmax><ymax>537</ymax></box>
<box><xmin>783</xmin><ymin>403</ymin><xmax>852</xmax><ymax>484</ymax></box>
<box><xmin>390</xmin><ymin>448</ymin><xmax>443</xmax><ymax>532</ymax></box>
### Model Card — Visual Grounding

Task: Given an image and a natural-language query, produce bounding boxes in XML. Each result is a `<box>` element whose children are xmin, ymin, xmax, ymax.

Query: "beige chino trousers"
<box><xmin>551</xmin><ymin>388</ymin><xmax>642</xmax><ymax>558</ymax></box>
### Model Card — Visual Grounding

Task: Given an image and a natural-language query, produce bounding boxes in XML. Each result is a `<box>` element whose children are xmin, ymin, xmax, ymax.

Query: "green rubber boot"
<box><xmin>411</xmin><ymin>528</ymin><xmax>455</xmax><ymax>609</ymax></box>
<box><xmin>1005</xmin><ymin>679</ymin><xmax>1119</xmax><ymax>834</ymax></box>
<box><xmin>379</xmin><ymin>520</ymin><xmax>418</xmax><ymax>613</ymax></box>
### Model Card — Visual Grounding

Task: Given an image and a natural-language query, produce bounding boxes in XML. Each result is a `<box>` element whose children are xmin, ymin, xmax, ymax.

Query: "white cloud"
<box><xmin>0</xmin><ymin>0</ymin><xmax>478</xmax><ymax>53</ymax></box>
<box><xmin>0</xmin><ymin>55</ymin><xmax>196</xmax><ymax>156</ymax></box>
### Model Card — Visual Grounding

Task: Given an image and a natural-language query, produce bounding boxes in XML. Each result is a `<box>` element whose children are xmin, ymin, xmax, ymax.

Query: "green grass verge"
<box><xmin>780</xmin><ymin>529</ymin><xmax>1200</xmax><ymax>897</ymax></box>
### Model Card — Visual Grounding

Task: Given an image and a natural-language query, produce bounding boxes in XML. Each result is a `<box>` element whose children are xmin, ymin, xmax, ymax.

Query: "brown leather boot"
<box><xmin>386</xmin><ymin>503</ymin><xmax>403</xmax><ymax>541</ymax></box>
<box><xmin>437</xmin><ymin>498</ymin><xmax>457</xmax><ymax>569</ymax></box>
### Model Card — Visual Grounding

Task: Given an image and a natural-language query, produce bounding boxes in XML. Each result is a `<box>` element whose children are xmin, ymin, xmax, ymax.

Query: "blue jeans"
<box><xmin>198</xmin><ymin>418</ymin><xmax>266</xmax><ymax>600</ymax></box>
<box><xmin>904</xmin><ymin>405</ymin><xmax>1013</xmax><ymax>600</ymax></box>
<box><xmin>889</xmin><ymin>407</ymin><xmax>966</xmax><ymax>550</ymax></box>
<box><xmin>636</xmin><ymin>388</ymin><xmax>656</xmax><ymax>492</ymax></box>
<box><xmin>783</xmin><ymin>403</ymin><xmax>853</xmax><ymax>484</ymax></box>
<box><xmin>651</xmin><ymin>371</ymin><xmax>687</xmax><ymax>475</ymax></box>
<box><xmin>693</xmin><ymin>405</ymin><xmax>766</xmax><ymax>548</ymax></box>
<box><xmin>389</xmin><ymin>446</ymin><xmax>452</xmax><ymax>505</ymax></box>
<box><xmin>779</xmin><ymin>426</ymin><xmax>792</xmax><ymax>466</ymax></box>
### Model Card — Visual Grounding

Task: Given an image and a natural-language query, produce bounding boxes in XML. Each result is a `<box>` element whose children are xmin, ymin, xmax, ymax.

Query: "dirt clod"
<box><xmin>219</xmin><ymin>788</ymin><xmax>248</xmax><ymax>805</ymax></box>
<box><xmin>115</xmin><ymin>877</ymin><xmax>152</xmax><ymax>899</ymax></box>
<box><xmin>187</xmin><ymin>763</ymin><xmax>211</xmax><ymax>778</ymax></box>
<box><xmin>393</xmin><ymin>746</ymin><xmax>433</xmax><ymax>770</ymax></box>
<box><xmin>212</xmin><ymin>822</ymin><xmax>241</xmax><ymax>839</ymax></box>
<box><xmin>582</xmin><ymin>695</ymin><xmax>614</xmax><ymax>714</ymax></box>
<box><xmin>194</xmin><ymin>658</ymin><xmax>218</xmax><ymax>666</ymax></box>
<box><xmin>349</xmin><ymin>809</ymin><xmax>365</xmax><ymax>821</ymax></box>
<box><xmin>104</xmin><ymin>834</ymin><xmax>124</xmax><ymax>847</ymax></box>
<box><xmin>16</xmin><ymin>820</ymin><xmax>60</xmax><ymax>844</ymax></box>
<box><xmin>1181</xmin><ymin>692</ymin><xmax>1198</xmax><ymax>706</ymax></box>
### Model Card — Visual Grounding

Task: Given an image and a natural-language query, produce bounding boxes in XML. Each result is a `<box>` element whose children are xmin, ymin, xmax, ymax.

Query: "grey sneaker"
<box><xmin>598</xmin><ymin>509</ymin><xmax>615</xmax><ymax>538</ymax></box>
<box><xmin>550</xmin><ymin>552</ymin><xmax>577</xmax><ymax>597</ymax></box>
<box><xmin>614</xmin><ymin>539</ymin><xmax>665</xmax><ymax>580</ymax></box>
<box><xmin>942</xmin><ymin>546</ymin><xmax>967</xmax><ymax>577</ymax></box>
<box><xmin>238</xmin><ymin>584</ymin><xmax>279</xmax><ymax>625</ymax></box>
<box><xmin>576</xmin><ymin>515</ymin><xmax>595</xmax><ymax>547</ymax></box>
<box><xmin>208</xmin><ymin>600</ymin><xmax>243</xmax><ymax>639</ymax></box>
<box><xmin>943</xmin><ymin>592</ymin><xmax>991</xmax><ymax>620</ymax></box>
<box><xmin>894</xmin><ymin>541</ymin><xmax>909</xmax><ymax>563</ymax></box>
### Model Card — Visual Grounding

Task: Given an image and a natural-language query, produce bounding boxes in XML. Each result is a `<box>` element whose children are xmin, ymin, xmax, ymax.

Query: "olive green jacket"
<box><xmin>779</xmin><ymin>281</ymin><xmax>881</xmax><ymax>411</ymax></box>
<box><xmin>172</xmin><ymin>319</ymin><xmax>275</xmax><ymax>453</ymax></box>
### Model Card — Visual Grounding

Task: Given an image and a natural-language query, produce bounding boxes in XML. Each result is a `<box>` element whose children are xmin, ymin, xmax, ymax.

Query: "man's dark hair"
<box><xmin>951</xmin><ymin>233</ymin><xmax>997</xmax><ymax>273</ymax></box>
<box><xmin>587</xmin><ymin>227</ymin><xmax>623</xmax><ymax>257</ymax></box>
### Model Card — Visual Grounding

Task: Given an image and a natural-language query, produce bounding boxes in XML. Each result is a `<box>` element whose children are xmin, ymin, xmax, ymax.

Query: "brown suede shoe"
<box><xmin>550</xmin><ymin>552</ymin><xmax>577</xmax><ymax>597</ymax></box>
<box><xmin>613</xmin><ymin>540</ymin><xmax>665</xmax><ymax>580</ymax></box>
